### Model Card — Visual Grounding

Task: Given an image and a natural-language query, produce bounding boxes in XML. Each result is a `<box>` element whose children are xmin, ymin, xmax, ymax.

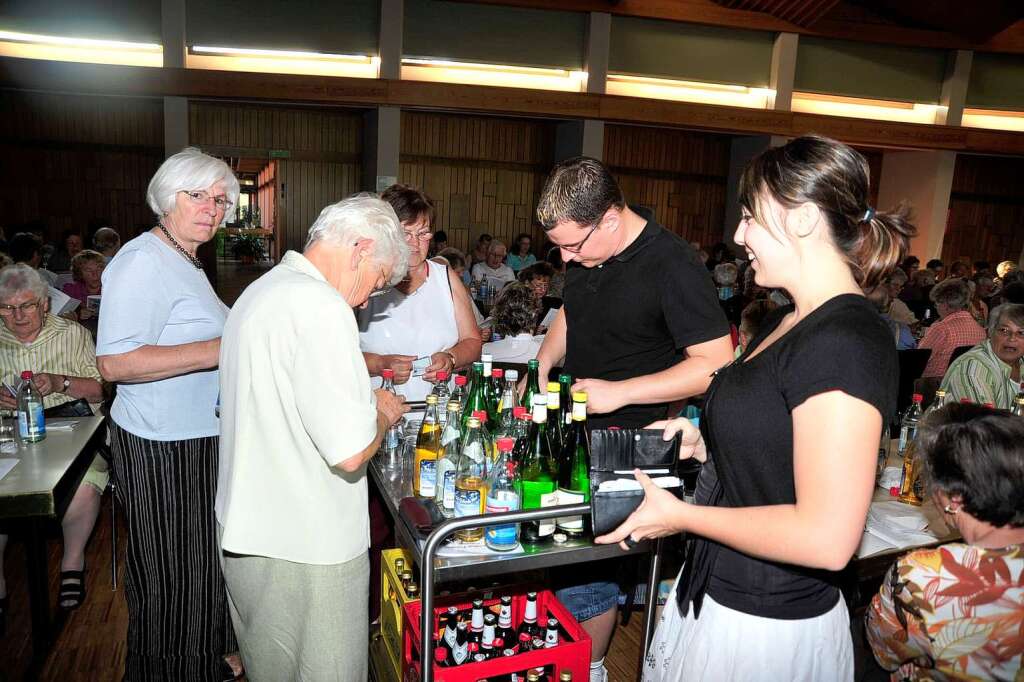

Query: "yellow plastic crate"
<box><xmin>380</xmin><ymin>548</ymin><xmax>416</xmax><ymax>665</ymax></box>
<box><xmin>370</xmin><ymin>629</ymin><xmax>402</xmax><ymax>682</ymax></box>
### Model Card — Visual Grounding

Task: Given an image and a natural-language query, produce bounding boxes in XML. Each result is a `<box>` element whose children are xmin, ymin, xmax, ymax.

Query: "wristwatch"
<box><xmin>61</xmin><ymin>375</ymin><xmax>71</xmax><ymax>393</ymax></box>
<box><xmin>443</xmin><ymin>350</ymin><xmax>458</xmax><ymax>370</ymax></box>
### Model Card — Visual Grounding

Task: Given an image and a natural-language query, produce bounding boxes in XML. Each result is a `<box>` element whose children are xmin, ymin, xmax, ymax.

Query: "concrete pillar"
<box><xmin>378</xmin><ymin>0</ymin><xmax>403</xmax><ymax>80</ymax></box>
<box><xmin>877</xmin><ymin>150</ymin><xmax>956</xmax><ymax>261</ymax></box>
<box><xmin>937</xmin><ymin>49</ymin><xmax>972</xmax><ymax>127</ymax></box>
<box><xmin>363</xmin><ymin>106</ymin><xmax>401</xmax><ymax>192</ymax></box>
<box><xmin>164</xmin><ymin>97</ymin><xmax>189</xmax><ymax>156</ymax></box>
<box><xmin>722</xmin><ymin>136</ymin><xmax>774</xmax><ymax>247</ymax></box>
<box><xmin>769</xmin><ymin>32</ymin><xmax>798</xmax><ymax>112</ymax></box>
<box><xmin>553</xmin><ymin>120</ymin><xmax>604</xmax><ymax>162</ymax></box>
<box><xmin>161</xmin><ymin>0</ymin><xmax>186</xmax><ymax>69</ymax></box>
<box><xmin>585</xmin><ymin>12</ymin><xmax>610</xmax><ymax>95</ymax></box>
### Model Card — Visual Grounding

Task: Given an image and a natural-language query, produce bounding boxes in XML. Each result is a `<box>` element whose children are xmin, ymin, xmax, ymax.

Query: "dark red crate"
<box><xmin>402</xmin><ymin>588</ymin><xmax>591</xmax><ymax>681</ymax></box>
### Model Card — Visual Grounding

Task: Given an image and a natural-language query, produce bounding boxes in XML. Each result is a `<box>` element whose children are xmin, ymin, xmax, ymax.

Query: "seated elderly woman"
<box><xmin>62</xmin><ymin>249</ymin><xmax>105</xmax><ymax>324</ymax></box>
<box><xmin>939</xmin><ymin>303</ymin><xmax>1024</xmax><ymax>409</ymax></box>
<box><xmin>866</xmin><ymin>402</ymin><xmax>1024</xmax><ymax>680</ymax></box>
<box><xmin>918</xmin><ymin>278</ymin><xmax>986</xmax><ymax>378</ymax></box>
<box><xmin>518</xmin><ymin>262</ymin><xmax>559</xmax><ymax>329</ymax></box>
<box><xmin>864</xmin><ymin>285</ymin><xmax>916</xmax><ymax>350</ymax></box>
<box><xmin>0</xmin><ymin>264</ymin><xmax>106</xmax><ymax>631</ymax></box>
<box><xmin>482</xmin><ymin>283</ymin><xmax>545</xmax><ymax>363</ymax></box>
<box><xmin>713</xmin><ymin>262</ymin><xmax>744</xmax><ymax>325</ymax></box>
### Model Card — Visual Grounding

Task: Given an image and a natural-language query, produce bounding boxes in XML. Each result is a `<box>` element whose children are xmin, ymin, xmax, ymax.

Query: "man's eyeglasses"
<box><xmin>368</xmin><ymin>264</ymin><xmax>394</xmax><ymax>299</ymax></box>
<box><xmin>558</xmin><ymin>224</ymin><xmax>598</xmax><ymax>254</ymax></box>
<box><xmin>0</xmin><ymin>300</ymin><xmax>42</xmax><ymax>317</ymax></box>
<box><xmin>403</xmin><ymin>229</ymin><xmax>433</xmax><ymax>242</ymax></box>
<box><xmin>995</xmin><ymin>326</ymin><xmax>1024</xmax><ymax>341</ymax></box>
<box><xmin>180</xmin><ymin>190</ymin><xmax>233</xmax><ymax>212</ymax></box>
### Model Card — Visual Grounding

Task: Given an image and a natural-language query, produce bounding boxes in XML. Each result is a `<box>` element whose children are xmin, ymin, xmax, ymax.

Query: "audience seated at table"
<box><xmin>939</xmin><ymin>303</ymin><xmax>1024</xmax><ymax>409</ymax></box>
<box><xmin>864</xmin><ymin>284</ymin><xmax>916</xmax><ymax>350</ymax></box>
<box><xmin>482</xmin><ymin>283</ymin><xmax>545</xmax><ymax>363</ymax></box>
<box><xmin>866</xmin><ymin>402</ymin><xmax>1024</xmax><ymax>681</ymax></box>
<box><xmin>62</xmin><ymin>249</ymin><xmax>104</xmax><ymax>324</ymax></box>
<box><xmin>470</xmin><ymin>238</ymin><xmax>516</xmax><ymax>291</ymax></box>
<box><xmin>506</xmin><ymin>232</ymin><xmax>536</xmax><ymax>273</ymax></box>
<box><xmin>918</xmin><ymin>278</ymin><xmax>986</xmax><ymax>378</ymax></box>
<box><xmin>0</xmin><ymin>264</ymin><xmax>106</xmax><ymax>634</ymax></box>
<box><xmin>883</xmin><ymin>268</ymin><xmax>917</xmax><ymax>325</ymax></box>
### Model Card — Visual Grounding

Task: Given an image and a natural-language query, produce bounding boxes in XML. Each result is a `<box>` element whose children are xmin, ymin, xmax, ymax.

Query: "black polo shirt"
<box><xmin>563</xmin><ymin>219</ymin><xmax>729</xmax><ymax>429</ymax></box>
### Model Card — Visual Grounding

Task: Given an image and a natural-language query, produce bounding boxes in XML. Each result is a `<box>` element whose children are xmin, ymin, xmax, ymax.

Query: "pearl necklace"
<box><xmin>158</xmin><ymin>223</ymin><xmax>204</xmax><ymax>269</ymax></box>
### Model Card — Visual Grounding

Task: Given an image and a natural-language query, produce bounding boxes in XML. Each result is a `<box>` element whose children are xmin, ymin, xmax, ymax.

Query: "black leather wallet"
<box><xmin>588</xmin><ymin>428</ymin><xmax>687</xmax><ymax>536</ymax></box>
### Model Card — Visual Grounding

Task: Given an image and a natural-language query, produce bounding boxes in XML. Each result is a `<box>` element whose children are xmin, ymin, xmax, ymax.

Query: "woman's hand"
<box><xmin>593</xmin><ymin>469</ymin><xmax>688</xmax><ymax>549</ymax></box>
<box><xmin>78</xmin><ymin>306</ymin><xmax>95</xmax><ymax>321</ymax></box>
<box><xmin>480</xmin><ymin>326</ymin><xmax>492</xmax><ymax>343</ymax></box>
<box><xmin>423</xmin><ymin>351</ymin><xmax>455</xmax><ymax>383</ymax></box>
<box><xmin>376</xmin><ymin>354</ymin><xmax>415</xmax><ymax>385</ymax></box>
<box><xmin>647</xmin><ymin>418</ymin><xmax>707</xmax><ymax>463</ymax></box>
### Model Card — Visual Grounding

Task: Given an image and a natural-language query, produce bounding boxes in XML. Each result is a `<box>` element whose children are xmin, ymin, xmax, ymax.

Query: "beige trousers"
<box><xmin>219</xmin><ymin>530</ymin><xmax>369</xmax><ymax>682</ymax></box>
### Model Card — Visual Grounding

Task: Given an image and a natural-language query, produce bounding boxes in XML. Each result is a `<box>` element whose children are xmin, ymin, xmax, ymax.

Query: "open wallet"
<box><xmin>589</xmin><ymin>428</ymin><xmax>694</xmax><ymax>536</ymax></box>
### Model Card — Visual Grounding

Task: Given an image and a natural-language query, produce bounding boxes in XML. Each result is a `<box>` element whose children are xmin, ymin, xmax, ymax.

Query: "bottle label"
<box><xmin>385</xmin><ymin>426</ymin><xmax>400</xmax><ymax>450</ymax></box>
<box><xmin>419</xmin><ymin>459</ymin><xmax>437</xmax><ymax>496</ymax></box>
<box><xmin>555</xmin><ymin>489</ymin><xmax>585</xmax><ymax>532</ymax></box>
<box><xmin>454</xmin><ymin>488</ymin><xmax>483</xmax><ymax>518</ymax></box>
<box><xmin>450</xmin><ymin>640</ymin><xmax>469</xmax><ymax>665</ymax></box>
<box><xmin>485</xmin><ymin>491</ymin><xmax>520</xmax><ymax>548</ymax></box>
<box><xmin>18</xmin><ymin>404</ymin><xmax>45</xmax><ymax>439</ymax></box>
<box><xmin>545</xmin><ymin>629</ymin><xmax>558</xmax><ymax>647</ymax></box>
<box><xmin>897</xmin><ymin>424</ymin><xmax>916</xmax><ymax>455</ymax></box>
<box><xmin>441</xmin><ymin>470</ymin><xmax>457</xmax><ymax>509</ymax></box>
<box><xmin>538</xmin><ymin>491</ymin><xmax>558</xmax><ymax>536</ymax></box>
<box><xmin>444</xmin><ymin>626</ymin><xmax>458</xmax><ymax>649</ymax></box>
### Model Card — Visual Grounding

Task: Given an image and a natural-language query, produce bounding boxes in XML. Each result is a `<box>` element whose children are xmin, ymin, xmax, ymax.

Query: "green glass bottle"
<box><xmin>556</xmin><ymin>391</ymin><xmax>591</xmax><ymax>536</ymax></box>
<box><xmin>462</xmin><ymin>362</ymin><xmax>487</xmax><ymax>432</ymax></box>
<box><xmin>518</xmin><ymin>395</ymin><xmax>557</xmax><ymax>545</ymax></box>
<box><xmin>523</xmin><ymin>359</ymin><xmax>542</xmax><ymax>413</ymax></box>
<box><xmin>558</xmin><ymin>373</ymin><xmax>573</xmax><ymax>431</ymax></box>
<box><xmin>546</xmin><ymin>381</ymin><xmax>564</xmax><ymax>452</ymax></box>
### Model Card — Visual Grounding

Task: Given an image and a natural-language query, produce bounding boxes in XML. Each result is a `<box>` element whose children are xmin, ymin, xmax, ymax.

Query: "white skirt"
<box><xmin>643</xmin><ymin>570</ymin><xmax>853</xmax><ymax>682</ymax></box>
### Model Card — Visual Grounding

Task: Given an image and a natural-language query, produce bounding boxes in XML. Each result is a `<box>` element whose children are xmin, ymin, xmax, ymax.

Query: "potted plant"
<box><xmin>232</xmin><ymin>233</ymin><xmax>264</xmax><ymax>264</ymax></box>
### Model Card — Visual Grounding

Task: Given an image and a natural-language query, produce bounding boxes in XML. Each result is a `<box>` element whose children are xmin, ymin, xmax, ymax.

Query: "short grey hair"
<box><xmin>713</xmin><ymin>262</ymin><xmax>738</xmax><ymax>286</ymax></box>
<box><xmin>305</xmin><ymin>193</ymin><xmax>410</xmax><ymax>285</ymax></box>
<box><xmin>930</xmin><ymin>277</ymin><xmax>970</xmax><ymax>311</ymax></box>
<box><xmin>487</xmin><ymin>239</ymin><xmax>508</xmax><ymax>256</ymax></box>
<box><xmin>93</xmin><ymin>227</ymin><xmax>121</xmax><ymax>251</ymax></box>
<box><xmin>146</xmin><ymin>147</ymin><xmax>240</xmax><ymax>224</ymax></box>
<box><xmin>0</xmin><ymin>263</ymin><xmax>49</xmax><ymax>303</ymax></box>
<box><xmin>988</xmin><ymin>303</ymin><xmax>1024</xmax><ymax>337</ymax></box>
<box><xmin>885</xmin><ymin>268</ymin><xmax>908</xmax><ymax>286</ymax></box>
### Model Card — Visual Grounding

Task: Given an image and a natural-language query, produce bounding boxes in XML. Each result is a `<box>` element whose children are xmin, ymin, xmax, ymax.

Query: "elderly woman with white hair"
<box><xmin>216</xmin><ymin>194</ymin><xmax>408</xmax><ymax>681</ymax></box>
<box><xmin>939</xmin><ymin>303</ymin><xmax>1024</xmax><ymax>409</ymax></box>
<box><xmin>0</xmin><ymin>264</ymin><xmax>106</xmax><ymax>633</ymax></box>
<box><xmin>96</xmin><ymin>148</ymin><xmax>240</xmax><ymax>681</ymax></box>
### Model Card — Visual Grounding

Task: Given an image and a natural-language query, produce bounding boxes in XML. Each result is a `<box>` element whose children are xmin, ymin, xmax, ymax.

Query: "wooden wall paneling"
<box><xmin>942</xmin><ymin>154</ymin><xmax>1024</xmax><ymax>265</ymax></box>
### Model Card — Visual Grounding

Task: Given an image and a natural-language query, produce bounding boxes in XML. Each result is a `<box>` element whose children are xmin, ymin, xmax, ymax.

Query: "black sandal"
<box><xmin>58</xmin><ymin>570</ymin><xmax>86</xmax><ymax>611</ymax></box>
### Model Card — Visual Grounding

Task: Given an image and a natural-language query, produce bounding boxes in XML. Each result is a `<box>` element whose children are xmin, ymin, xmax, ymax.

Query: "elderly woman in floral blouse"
<box><xmin>866</xmin><ymin>402</ymin><xmax>1024</xmax><ymax>681</ymax></box>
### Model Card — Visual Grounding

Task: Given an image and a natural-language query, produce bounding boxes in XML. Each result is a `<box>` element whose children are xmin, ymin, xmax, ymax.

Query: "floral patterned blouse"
<box><xmin>866</xmin><ymin>543</ymin><xmax>1024</xmax><ymax>681</ymax></box>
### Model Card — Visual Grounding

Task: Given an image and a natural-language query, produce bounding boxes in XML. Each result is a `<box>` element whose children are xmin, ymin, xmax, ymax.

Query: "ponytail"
<box><xmin>850</xmin><ymin>202</ymin><xmax>915</xmax><ymax>290</ymax></box>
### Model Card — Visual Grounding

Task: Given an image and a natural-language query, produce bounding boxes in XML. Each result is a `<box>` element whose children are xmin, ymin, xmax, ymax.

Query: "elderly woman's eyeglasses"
<box><xmin>994</xmin><ymin>326</ymin><xmax>1024</xmax><ymax>341</ymax></box>
<box><xmin>180</xmin><ymin>190</ymin><xmax>233</xmax><ymax>211</ymax></box>
<box><xmin>0</xmin><ymin>300</ymin><xmax>42</xmax><ymax>317</ymax></box>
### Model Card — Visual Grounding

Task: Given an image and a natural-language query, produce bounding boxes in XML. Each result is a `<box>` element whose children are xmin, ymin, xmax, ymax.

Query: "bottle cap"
<box><xmin>912</xmin><ymin>393</ymin><xmax>923</xmax><ymax>402</ymax></box>
<box><xmin>434</xmin><ymin>648</ymin><xmax>447</xmax><ymax>663</ymax></box>
<box><xmin>447</xmin><ymin>401</ymin><xmax>461</xmax><ymax>411</ymax></box>
<box><xmin>436</xmin><ymin>370</ymin><xmax>449</xmax><ymax>381</ymax></box>
<box><xmin>473</xmin><ymin>410</ymin><xmax>488</xmax><ymax>421</ymax></box>
<box><xmin>382</xmin><ymin>368</ymin><xmax>395</xmax><ymax>379</ymax></box>
<box><xmin>572</xmin><ymin>391</ymin><xmax>587</xmax><ymax>402</ymax></box>
<box><xmin>552</xmin><ymin>532</ymin><xmax>568</xmax><ymax>544</ymax></box>
<box><xmin>493</xmin><ymin>368</ymin><xmax>504</xmax><ymax>379</ymax></box>
<box><xmin>455</xmin><ymin>374</ymin><xmax>467</xmax><ymax>386</ymax></box>
<box><xmin>984</xmin><ymin>402</ymin><xmax>995</xmax><ymax>408</ymax></box>
<box><xmin>889</xmin><ymin>486</ymin><xmax>899</xmax><ymax>496</ymax></box>
<box><xmin>21</xmin><ymin>370</ymin><xmax>34</xmax><ymax>380</ymax></box>
<box><xmin>547</xmin><ymin>381</ymin><xmax>560</xmax><ymax>392</ymax></box>
<box><xmin>506</xmin><ymin>369</ymin><xmax>518</xmax><ymax>381</ymax></box>
<box><xmin>513</xmin><ymin>406</ymin><xmax>527</xmax><ymax>419</ymax></box>
<box><xmin>527</xmin><ymin>359</ymin><xmax>539</xmax><ymax>368</ymax></box>
<box><xmin>496</xmin><ymin>437</ymin><xmax>515</xmax><ymax>452</ymax></box>
<box><xmin>467</xmin><ymin>416</ymin><xmax>481</xmax><ymax>428</ymax></box>
<box><xmin>559</xmin><ymin>373</ymin><xmax>572</xmax><ymax>382</ymax></box>
<box><xmin>426</xmin><ymin>395</ymin><xmax>438</xmax><ymax>404</ymax></box>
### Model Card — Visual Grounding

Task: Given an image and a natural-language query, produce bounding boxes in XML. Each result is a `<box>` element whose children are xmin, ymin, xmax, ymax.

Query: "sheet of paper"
<box><xmin>539</xmin><ymin>307</ymin><xmax>559</xmax><ymax>329</ymax></box>
<box><xmin>0</xmin><ymin>458</ymin><xmax>17</xmax><ymax>482</ymax></box>
<box><xmin>48</xmin><ymin>287</ymin><xmax>80</xmax><ymax>316</ymax></box>
<box><xmin>411</xmin><ymin>356</ymin><xmax>431</xmax><ymax>377</ymax></box>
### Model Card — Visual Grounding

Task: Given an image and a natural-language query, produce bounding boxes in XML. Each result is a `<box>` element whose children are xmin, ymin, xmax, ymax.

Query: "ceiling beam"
<box><xmin>1</xmin><ymin>57</ymin><xmax>1022</xmax><ymax>156</ymax></box>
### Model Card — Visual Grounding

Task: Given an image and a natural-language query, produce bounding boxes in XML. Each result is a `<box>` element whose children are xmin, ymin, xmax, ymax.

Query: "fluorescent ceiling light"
<box><xmin>188</xmin><ymin>45</ymin><xmax>379</xmax><ymax>78</ymax></box>
<box><xmin>961</xmin><ymin>108</ymin><xmax>1024</xmax><ymax>133</ymax></box>
<box><xmin>401</xmin><ymin>58</ymin><xmax>587</xmax><ymax>92</ymax></box>
<box><xmin>606</xmin><ymin>73</ymin><xmax>774</xmax><ymax>109</ymax></box>
<box><xmin>792</xmin><ymin>92</ymin><xmax>945</xmax><ymax>125</ymax></box>
<box><xmin>0</xmin><ymin>29</ymin><xmax>161</xmax><ymax>67</ymax></box>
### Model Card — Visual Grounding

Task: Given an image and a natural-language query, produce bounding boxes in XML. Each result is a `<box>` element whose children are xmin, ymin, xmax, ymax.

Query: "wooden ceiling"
<box><xmin>455</xmin><ymin>0</ymin><xmax>1024</xmax><ymax>53</ymax></box>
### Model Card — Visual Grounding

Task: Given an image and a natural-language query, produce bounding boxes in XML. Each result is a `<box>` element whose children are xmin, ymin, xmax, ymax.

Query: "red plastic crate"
<box><xmin>402</xmin><ymin>589</ymin><xmax>591</xmax><ymax>681</ymax></box>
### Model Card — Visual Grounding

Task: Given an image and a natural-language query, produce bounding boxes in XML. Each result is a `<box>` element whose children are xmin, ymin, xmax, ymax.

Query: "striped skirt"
<box><xmin>110</xmin><ymin>422</ymin><xmax>237</xmax><ymax>681</ymax></box>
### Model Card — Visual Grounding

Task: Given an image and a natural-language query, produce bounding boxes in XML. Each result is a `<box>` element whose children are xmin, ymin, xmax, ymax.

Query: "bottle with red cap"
<box><xmin>380</xmin><ymin>368</ymin><xmax>403</xmax><ymax>462</ymax></box>
<box><xmin>450</xmin><ymin>373</ymin><xmax>468</xmax><ymax>411</ymax></box>
<box><xmin>485</xmin><ymin>437</ymin><xmax>521</xmax><ymax>551</ymax></box>
<box><xmin>433</xmin><ymin>370</ymin><xmax>452</xmax><ymax>426</ymax></box>
<box><xmin>897</xmin><ymin>393</ymin><xmax>923</xmax><ymax>459</ymax></box>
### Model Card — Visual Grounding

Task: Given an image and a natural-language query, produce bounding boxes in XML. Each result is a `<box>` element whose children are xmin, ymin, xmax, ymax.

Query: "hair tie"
<box><xmin>862</xmin><ymin>207</ymin><xmax>875</xmax><ymax>224</ymax></box>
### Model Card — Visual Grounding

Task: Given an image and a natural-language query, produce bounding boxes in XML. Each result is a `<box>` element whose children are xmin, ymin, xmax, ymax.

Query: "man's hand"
<box><xmin>571</xmin><ymin>377</ymin><xmax>626</xmax><ymax>415</ymax></box>
<box><xmin>374</xmin><ymin>388</ymin><xmax>408</xmax><ymax>426</ymax></box>
<box><xmin>423</xmin><ymin>352</ymin><xmax>455</xmax><ymax>383</ymax></box>
<box><xmin>32</xmin><ymin>373</ymin><xmax>56</xmax><ymax>397</ymax></box>
<box><xmin>378</xmin><ymin>354</ymin><xmax>415</xmax><ymax>385</ymax></box>
<box><xmin>0</xmin><ymin>392</ymin><xmax>16</xmax><ymax>410</ymax></box>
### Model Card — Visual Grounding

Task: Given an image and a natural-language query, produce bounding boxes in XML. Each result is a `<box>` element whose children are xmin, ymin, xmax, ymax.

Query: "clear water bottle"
<box><xmin>433</xmin><ymin>370</ymin><xmax>451</xmax><ymax>426</ymax></box>
<box><xmin>381</xmin><ymin>368</ymin><xmax>403</xmax><ymax>464</ymax></box>
<box><xmin>897</xmin><ymin>393</ymin><xmax>923</xmax><ymax>459</ymax></box>
<box><xmin>17</xmin><ymin>371</ymin><xmax>46</xmax><ymax>442</ymax></box>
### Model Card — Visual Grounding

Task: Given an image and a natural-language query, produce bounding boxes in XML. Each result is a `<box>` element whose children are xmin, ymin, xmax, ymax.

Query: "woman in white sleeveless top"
<box><xmin>358</xmin><ymin>184</ymin><xmax>481</xmax><ymax>401</ymax></box>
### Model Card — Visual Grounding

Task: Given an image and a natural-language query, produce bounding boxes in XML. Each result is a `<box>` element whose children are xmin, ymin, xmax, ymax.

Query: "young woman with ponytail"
<box><xmin>597</xmin><ymin>135</ymin><xmax>915</xmax><ymax>680</ymax></box>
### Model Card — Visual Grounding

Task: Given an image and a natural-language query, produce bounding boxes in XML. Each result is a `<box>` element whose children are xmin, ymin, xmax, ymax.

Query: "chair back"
<box><xmin>949</xmin><ymin>344</ymin><xmax>974</xmax><ymax>365</ymax></box>
<box><xmin>913</xmin><ymin>376</ymin><xmax>943</xmax><ymax>410</ymax></box>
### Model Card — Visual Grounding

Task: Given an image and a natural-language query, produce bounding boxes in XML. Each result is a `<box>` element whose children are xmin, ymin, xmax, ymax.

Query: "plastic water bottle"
<box><xmin>17</xmin><ymin>371</ymin><xmax>46</xmax><ymax>442</ymax></box>
<box><xmin>381</xmin><ymin>368</ymin><xmax>403</xmax><ymax>463</ymax></box>
<box><xmin>897</xmin><ymin>393</ymin><xmax>923</xmax><ymax>458</ymax></box>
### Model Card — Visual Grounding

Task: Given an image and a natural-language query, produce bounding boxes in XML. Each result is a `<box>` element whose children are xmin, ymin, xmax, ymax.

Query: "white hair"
<box><xmin>713</xmin><ymin>262</ymin><xmax>738</xmax><ymax>286</ymax></box>
<box><xmin>0</xmin><ymin>263</ymin><xmax>49</xmax><ymax>302</ymax></box>
<box><xmin>146</xmin><ymin>147</ymin><xmax>240</xmax><ymax>225</ymax></box>
<box><xmin>305</xmin><ymin>193</ymin><xmax>410</xmax><ymax>285</ymax></box>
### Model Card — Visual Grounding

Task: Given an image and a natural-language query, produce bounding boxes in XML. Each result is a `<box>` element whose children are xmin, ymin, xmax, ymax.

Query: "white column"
<box><xmin>162</xmin><ymin>0</ymin><xmax>188</xmax><ymax>156</ymax></box>
<box><xmin>936</xmin><ymin>49</ymin><xmax>972</xmax><ymax>127</ymax></box>
<box><xmin>877</xmin><ymin>151</ymin><xmax>956</xmax><ymax>261</ymax></box>
<box><xmin>768</xmin><ymin>32</ymin><xmax>798</xmax><ymax>112</ymax></box>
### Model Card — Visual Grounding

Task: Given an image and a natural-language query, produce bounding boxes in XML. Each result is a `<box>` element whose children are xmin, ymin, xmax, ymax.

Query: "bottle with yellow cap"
<box><xmin>556</xmin><ymin>391</ymin><xmax>591</xmax><ymax>536</ymax></box>
<box><xmin>546</xmin><ymin>381</ymin><xmax>564</xmax><ymax>450</ymax></box>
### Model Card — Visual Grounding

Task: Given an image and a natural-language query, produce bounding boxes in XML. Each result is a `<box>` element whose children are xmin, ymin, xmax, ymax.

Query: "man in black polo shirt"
<box><xmin>534</xmin><ymin>157</ymin><xmax>732</xmax><ymax>681</ymax></box>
